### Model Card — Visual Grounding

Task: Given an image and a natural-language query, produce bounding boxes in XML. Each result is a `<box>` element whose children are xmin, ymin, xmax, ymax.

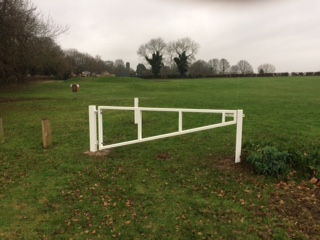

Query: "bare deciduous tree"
<box><xmin>29</xmin><ymin>37</ymin><xmax>70</xmax><ymax>78</ymax></box>
<box><xmin>237</xmin><ymin>60</ymin><xmax>254</xmax><ymax>74</ymax></box>
<box><xmin>64</xmin><ymin>49</ymin><xmax>107</xmax><ymax>76</ymax></box>
<box><xmin>137</xmin><ymin>38</ymin><xmax>166</xmax><ymax>76</ymax></box>
<box><xmin>92</xmin><ymin>55</ymin><xmax>108</xmax><ymax>75</ymax></box>
<box><xmin>219</xmin><ymin>59</ymin><xmax>230</xmax><ymax>74</ymax></box>
<box><xmin>208</xmin><ymin>59</ymin><xmax>220</xmax><ymax>75</ymax></box>
<box><xmin>230</xmin><ymin>65</ymin><xmax>240</xmax><ymax>74</ymax></box>
<box><xmin>0</xmin><ymin>0</ymin><xmax>68</xmax><ymax>84</ymax></box>
<box><xmin>114</xmin><ymin>59</ymin><xmax>126</xmax><ymax>77</ymax></box>
<box><xmin>189</xmin><ymin>60</ymin><xmax>210</xmax><ymax>76</ymax></box>
<box><xmin>104</xmin><ymin>60</ymin><xmax>114</xmax><ymax>73</ymax></box>
<box><xmin>258</xmin><ymin>63</ymin><xmax>276</xmax><ymax>74</ymax></box>
<box><xmin>167</xmin><ymin>37</ymin><xmax>199</xmax><ymax>63</ymax></box>
<box><xmin>136</xmin><ymin>63</ymin><xmax>147</xmax><ymax>77</ymax></box>
<box><xmin>167</xmin><ymin>37</ymin><xmax>199</xmax><ymax>76</ymax></box>
<box><xmin>137</xmin><ymin>38</ymin><xmax>166</xmax><ymax>59</ymax></box>
<box><xmin>64</xmin><ymin>49</ymin><xmax>87</xmax><ymax>75</ymax></box>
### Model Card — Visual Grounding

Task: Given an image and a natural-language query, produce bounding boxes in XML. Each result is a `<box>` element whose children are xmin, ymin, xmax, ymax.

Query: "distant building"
<box><xmin>102</xmin><ymin>71</ymin><xmax>115</xmax><ymax>77</ymax></box>
<box><xmin>81</xmin><ymin>71</ymin><xmax>91</xmax><ymax>77</ymax></box>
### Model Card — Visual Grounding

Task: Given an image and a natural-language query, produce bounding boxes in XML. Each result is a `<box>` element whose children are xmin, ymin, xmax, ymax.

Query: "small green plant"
<box><xmin>307</xmin><ymin>150</ymin><xmax>320</xmax><ymax>178</ymax></box>
<box><xmin>244</xmin><ymin>142</ymin><xmax>320</xmax><ymax>179</ymax></box>
<box><xmin>245</xmin><ymin>145</ymin><xmax>290</xmax><ymax>177</ymax></box>
<box><xmin>290</xmin><ymin>148</ymin><xmax>320</xmax><ymax>179</ymax></box>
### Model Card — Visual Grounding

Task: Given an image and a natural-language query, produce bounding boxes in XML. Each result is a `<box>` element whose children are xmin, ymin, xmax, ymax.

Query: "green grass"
<box><xmin>0</xmin><ymin>76</ymin><xmax>319</xmax><ymax>239</ymax></box>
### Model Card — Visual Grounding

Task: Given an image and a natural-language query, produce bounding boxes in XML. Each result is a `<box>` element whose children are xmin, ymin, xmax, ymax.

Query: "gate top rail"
<box><xmin>98</xmin><ymin>106</ymin><xmax>237</xmax><ymax>114</ymax></box>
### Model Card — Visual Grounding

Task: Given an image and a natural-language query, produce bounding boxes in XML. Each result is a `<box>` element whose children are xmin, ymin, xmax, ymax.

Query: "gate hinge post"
<box><xmin>89</xmin><ymin>105</ymin><xmax>98</xmax><ymax>152</ymax></box>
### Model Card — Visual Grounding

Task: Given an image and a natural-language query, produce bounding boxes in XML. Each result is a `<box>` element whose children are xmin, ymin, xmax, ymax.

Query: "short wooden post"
<box><xmin>0</xmin><ymin>118</ymin><xmax>4</xmax><ymax>143</ymax></box>
<box><xmin>41</xmin><ymin>119</ymin><xmax>52</xmax><ymax>148</ymax></box>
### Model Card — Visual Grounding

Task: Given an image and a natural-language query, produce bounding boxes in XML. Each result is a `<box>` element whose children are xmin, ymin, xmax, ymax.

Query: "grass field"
<box><xmin>0</xmin><ymin>76</ymin><xmax>319</xmax><ymax>239</ymax></box>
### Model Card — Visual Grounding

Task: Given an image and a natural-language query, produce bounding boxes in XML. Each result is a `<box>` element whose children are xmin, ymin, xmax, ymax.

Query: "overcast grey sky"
<box><xmin>32</xmin><ymin>0</ymin><xmax>320</xmax><ymax>73</ymax></box>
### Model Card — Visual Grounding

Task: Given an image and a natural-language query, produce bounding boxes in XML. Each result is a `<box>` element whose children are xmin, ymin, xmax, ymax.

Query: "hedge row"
<box><xmin>140</xmin><ymin>72</ymin><xmax>320</xmax><ymax>79</ymax></box>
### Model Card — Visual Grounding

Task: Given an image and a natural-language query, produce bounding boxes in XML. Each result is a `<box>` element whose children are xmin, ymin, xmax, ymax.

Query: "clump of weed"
<box><xmin>289</xmin><ymin>147</ymin><xmax>320</xmax><ymax>179</ymax></box>
<box><xmin>244</xmin><ymin>143</ymin><xmax>290</xmax><ymax>177</ymax></box>
<box><xmin>244</xmin><ymin>142</ymin><xmax>320</xmax><ymax>179</ymax></box>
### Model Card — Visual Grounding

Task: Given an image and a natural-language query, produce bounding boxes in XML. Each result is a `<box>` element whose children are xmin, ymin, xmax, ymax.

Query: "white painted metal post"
<box><xmin>178</xmin><ymin>111</ymin><xmax>183</xmax><ymax>132</ymax></box>
<box><xmin>134</xmin><ymin>98</ymin><xmax>139</xmax><ymax>124</ymax></box>
<box><xmin>137</xmin><ymin>109</ymin><xmax>142</xmax><ymax>140</ymax></box>
<box><xmin>235</xmin><ymin>110</ymin><xmax>243</xmax><ymax>163</ymax></box>
<box><xmin>98</xmin><ymin>107</ymin><xmax>104</xmax><ymax>151</ymax></box>
<box><xmin>89</xmin><ymin>105</ymin><xmax>98</xmax><ymax>152</ymax></box>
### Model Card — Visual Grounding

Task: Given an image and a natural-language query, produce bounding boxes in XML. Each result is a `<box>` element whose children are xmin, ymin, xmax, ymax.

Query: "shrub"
<box><xmin>244</xmin><ymin>144</ymin><xmax>290</xmax><ymax>177</ymax></box>
<box><xmin>244</xmin><ymin>142</ymin><xmax>320</xmax><ymax>179</ymax></box>
<box><xmin>289</xmin><ymin>148</ymin><xmax>320</xmax><ymax>179</ymax></box>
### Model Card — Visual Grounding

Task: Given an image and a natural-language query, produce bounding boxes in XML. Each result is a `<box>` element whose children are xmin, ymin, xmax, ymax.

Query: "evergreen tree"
<box><xmin>145</xmin><ymin>51</ymin><xmax>163</xmax><ymax>76</ymax></box>
<box><xmin>174</xmin><ymin>51</ymin><xmax>189</xmax><ymax>77</ymax></box>
<box><xmin>137</xmin><ymin>38</ymin><xmax>166</xmax><ymax>77</ymax></box>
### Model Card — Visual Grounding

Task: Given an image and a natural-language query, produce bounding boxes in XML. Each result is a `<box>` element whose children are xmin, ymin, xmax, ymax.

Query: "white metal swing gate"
<box><xmin>89</xmin><ymin>98</ymin><xmax>244</xmax><ymax>163</ymax></box>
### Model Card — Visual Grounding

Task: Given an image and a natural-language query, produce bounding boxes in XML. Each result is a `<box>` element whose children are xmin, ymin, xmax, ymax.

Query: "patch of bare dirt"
<box><xmin>157</xmin><ymin>152</ymin><xmax>171</xmax><ymax>161</ymax></box>
<box><xmin>84</xmin><ymin>150</ymin><xmax>111</xmax><ymax>157</ymax></box>
<box><xmin>215</xmin><ymin>157</ymin><xmax>254</xmax><ymax>174</ymax></box>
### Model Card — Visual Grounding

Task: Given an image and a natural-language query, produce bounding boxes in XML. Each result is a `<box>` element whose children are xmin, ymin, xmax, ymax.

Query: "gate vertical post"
<box><xmin>134</xmin><ymin>98</ymin><xmax>139</xmax><ymax>124</ymax></box>
<box><xmin>235</xmin><ymin>110</ymin><xmax>243</xmax><ymax>163</ymax></box>
<box><xmin>137</xmin><ymin>109</ymin><xmax>142</xmax><ymax>140</ymax></box>
<box><xmin>98</xmin><ymin>107</ymin><xmax>104</xmax><ymax>150</ymax></box>
<box><xmin>89</xmin><ymin>105</ymin><xmax>98</xmax><ymax>152</ymax></box>
<box><xmin>178</xmin><ymin>111</ymin><xmax>183</xmax><ymax>132</ymax></box>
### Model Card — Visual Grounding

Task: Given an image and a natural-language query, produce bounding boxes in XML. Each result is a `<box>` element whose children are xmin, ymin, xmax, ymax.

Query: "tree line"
<box><xmin>136</xmin><ymin>37</ymin><xmax>279</xmax><ymax>78</ymax></box>
<box><xmin>1</xmin><ymin>0</ymin><xmax>67</xmax><ymax>84</ymax></box>
<box><xmin>0</xmin><ymin>0</ymin><xmax>134</xmax><ymax>85</ymax></box>
<box><xmin>2</xmin><ymin>1</ymin><xmax>318</xmax><ymax>86</ymax></box>
<box><xmin>137</xmin><ymin>38</ymin><xmax>320</xmax><ymax>78</ymax></box>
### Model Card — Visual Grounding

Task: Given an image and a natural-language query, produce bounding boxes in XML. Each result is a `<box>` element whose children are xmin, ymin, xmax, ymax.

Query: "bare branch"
<box><xmin>137</xmin><ymin>37</ymin><xmax>166</xmax><ymax>60</ymax></box>
<box><xmin>167</xmin><ymin>37</ymin><xmax>199</xmax><ymax>63</ymax></box>
<box><xmin>237</xmin><ymin>60</ymin><xmax>254</xmax><ymax>74</ymax></box>
<box><xmin>258</xmin><ymin>63</ymin><xmax>276</xmax><ymax>73</ymax></box>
